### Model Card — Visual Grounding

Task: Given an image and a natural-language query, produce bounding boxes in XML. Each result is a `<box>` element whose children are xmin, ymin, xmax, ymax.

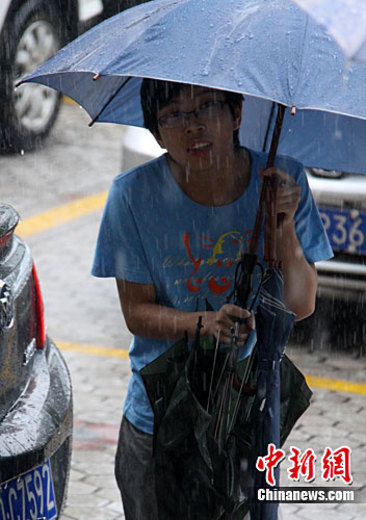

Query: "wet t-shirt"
<box><xmin>92</xmin><ymin>149</ymin><xmax>333</xmax><ymax>434</ymax></box>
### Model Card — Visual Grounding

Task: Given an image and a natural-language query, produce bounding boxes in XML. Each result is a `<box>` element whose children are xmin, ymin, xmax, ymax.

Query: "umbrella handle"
<box><xmin>264</xmin><ymin>104</ymin><xmax>286</xmax><ymax>267</ymax></box>
<box><xmin>264</xmin><ymin>174</ymin><xmax>280</xmax><ymax>267</ymax></box>
<box><xmin>249</xmin><ymin>104</ymin><xmax>286</xmax><ymax>261</ymax></box>
<box><xmin>233</xmin><ymin>253</ymin><xmax>258</xmax><ymax>309</ymax></box>
<box><xmin>266</xmin><ymin>104</ymin><xmax>286</xmax><ymax>169</ymax></box>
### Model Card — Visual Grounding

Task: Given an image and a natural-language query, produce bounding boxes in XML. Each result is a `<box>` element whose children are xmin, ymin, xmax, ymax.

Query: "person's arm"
<box><xmin>263</xmin><ymin>168</ymin><xmax>317</xmax><ymax>321</ymax></box>
<box><xmin>277</xmin><ymin>220</ymin><xmax>317</xmax><ymax>320</ymax></box>
<box><xmin>116</xmin><ymin>279</ymin><xmax>255</xmax><ymax>345</ymax></box>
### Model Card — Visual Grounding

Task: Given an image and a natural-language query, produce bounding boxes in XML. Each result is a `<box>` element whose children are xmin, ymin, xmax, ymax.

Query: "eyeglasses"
<box><xmin>158</xmin><ymin>100</ymin><xmax>227</xmax><ymax>129</ymax></box>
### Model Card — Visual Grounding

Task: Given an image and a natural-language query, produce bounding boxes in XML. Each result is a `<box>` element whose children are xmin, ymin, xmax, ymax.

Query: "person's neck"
<box><xmin>168</xmin><ymin>147</ymin><xmax>251</xmax><ymax>206</ymax></box>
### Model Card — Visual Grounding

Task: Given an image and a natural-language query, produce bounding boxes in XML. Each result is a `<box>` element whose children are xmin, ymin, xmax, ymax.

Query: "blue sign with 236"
<box><xmin>318</xmin><ymin>206</ymin><xmax>366</xmax><ymax>255</ymax></box>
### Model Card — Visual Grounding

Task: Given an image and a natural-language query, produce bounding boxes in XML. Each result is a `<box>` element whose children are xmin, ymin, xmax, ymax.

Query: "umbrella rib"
<box><xmin>228</xmin><ymin>347</ymin><xmax>254</xmax><ymax>435</ymax></box>
<box><xmin>226</xmin><ymin>371</ymin><xmax>235</xmax><ymax>439</ymax></box>
<box><xmin>211</xmin><ymin>351</ymin><xmax>230</xmax><ymax>402</ymax></box>
<box><xmin>88</xmin><ymin>75</ymin><xmax>133</xmax><ymax>126</ymax></box>
<box><xmin>214</xmin><ymin>376</ymin><xmax>230</xmax><ymax>441</ymax></box>
<box><xmin>206</xmin><ymin>329</ymin><xmax>221</xmax><ymax>413</ymax></box>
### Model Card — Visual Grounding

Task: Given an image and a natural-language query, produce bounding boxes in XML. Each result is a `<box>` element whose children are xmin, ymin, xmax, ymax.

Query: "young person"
<box><xmin>92</xmin><ymin>79</ymin><xmax>333</xmax><ymax>519</ymax></box>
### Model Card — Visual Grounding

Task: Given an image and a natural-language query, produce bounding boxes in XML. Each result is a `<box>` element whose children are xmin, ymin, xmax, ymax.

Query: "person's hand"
<box><xmin>260</xmin><ymin>167</ymin><xmax>301</xmax><ymax>226</ymax></box>
<box><xmin>204</xmin><ymin>303</ymin><xmax>255</xmax><ymax>347</ymax></box>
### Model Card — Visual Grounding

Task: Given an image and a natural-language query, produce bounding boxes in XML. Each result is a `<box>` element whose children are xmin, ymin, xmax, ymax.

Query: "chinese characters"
<box><xmin>256</xmin><ymin>444</ymin><xmax>353</xmax><ymax>486</ymax></box>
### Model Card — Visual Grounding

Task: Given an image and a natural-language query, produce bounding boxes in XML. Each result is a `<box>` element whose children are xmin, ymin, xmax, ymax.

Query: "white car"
<box><xmin>121</xmin><ymin>126</ymin><xmax>366</xmax><ymax>351</ymax></box>
<box><xmin>306</xmin><ymin>168</ymin><xmax>366</xmax><ymax>299</ymax></box>
<box><xmin>299</xmin><ymin>167</ymin><xmax>366</xmax><ymax>352</ymax></box>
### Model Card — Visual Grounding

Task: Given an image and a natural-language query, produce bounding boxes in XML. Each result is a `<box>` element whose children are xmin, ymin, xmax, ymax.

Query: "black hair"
<box><xmin>140</xmin><ymin>79</ymin><xmax>243</xmax><ymax>146</ymax></box>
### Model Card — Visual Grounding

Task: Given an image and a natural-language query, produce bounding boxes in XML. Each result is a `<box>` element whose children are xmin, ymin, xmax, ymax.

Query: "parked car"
<box><xmin>0</xmin><ymin>0</ymin><xmax>150</xmax><ymax>154</ymax></box>
<box><xmin>0</xmin><ymin>0</ymin><xmax>80</xmax><ymax>153</ymax></box>
<box><xmin>120</xmin><ymin>126</ymin><xmax>366</xmax><ymax>352</ymax></box>
<box><xmin>295</xmin><ymin>167</ymin><xmax>366</xmax><ymax>352</ymax></box>
<box><xmin>0</xmin><ymin>204</ymin><xmax>73</xmax><ymax>519</ymax></box>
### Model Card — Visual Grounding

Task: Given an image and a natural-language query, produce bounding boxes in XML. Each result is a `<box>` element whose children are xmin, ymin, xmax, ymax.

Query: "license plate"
<box><xmin>0</xmin><ymin>461</ymin><xmax>57</xmax><ymax>520</ymax></box>
<box><xmin>318</xmin><ymin>206</ymin><xmax>366</xmax><ymax>254</ymax></box>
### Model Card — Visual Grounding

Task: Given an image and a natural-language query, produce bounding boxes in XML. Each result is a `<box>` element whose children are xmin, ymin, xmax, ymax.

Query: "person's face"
<box><xmin>153</xmin><ymin>85</ymin><xmax>242</xmax><ymax>175</ymax></box>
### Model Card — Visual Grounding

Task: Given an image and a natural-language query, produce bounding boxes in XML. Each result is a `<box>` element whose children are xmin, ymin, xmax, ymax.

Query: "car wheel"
<box><xmin>0</xmin><ymin>0</ymin><xmax>63</xmax><ymax>153</ymax></box>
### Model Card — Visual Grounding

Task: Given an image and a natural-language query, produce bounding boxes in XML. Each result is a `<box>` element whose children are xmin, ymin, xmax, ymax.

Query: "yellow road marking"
<box><xmin>58</xmin><ymin>341</ymin><xmax>129</xmax><ymax>360</ymax></box>
<box><xmin>58</xmin><ymin>340</ymin><xmax>366</xmax><ymax>396</ymax></box>
<box><xmin>305</xmin><ymin>375</ymin><xmax>366</xmax><ymax>396</ymax></box>
<box><xmin>17</xmin><ymin>192</ymin><xmax>108</xmax><ymax>238</ymax></box>
<box><xmin>63</xmin><ymin>96</ymin><xmax>78</xmax><ymax>105</ymax></box>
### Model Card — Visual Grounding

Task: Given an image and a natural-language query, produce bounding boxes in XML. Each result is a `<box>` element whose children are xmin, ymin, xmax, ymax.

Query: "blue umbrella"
<box><xmin>18</xmin><ymin>0</ymin><xmax>366</xmax><ymax>174</ymax></box>
<box><xmin>291</xmin><ymin>0</ymin><xmax>366</xmax><ymax>62</ymax></box>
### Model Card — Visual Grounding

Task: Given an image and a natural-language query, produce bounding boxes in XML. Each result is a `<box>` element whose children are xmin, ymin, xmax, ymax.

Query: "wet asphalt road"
<box><xmin>0</xmin><ymin>101</ymin><xmax>365</xmax><ymax>519</ymax></box>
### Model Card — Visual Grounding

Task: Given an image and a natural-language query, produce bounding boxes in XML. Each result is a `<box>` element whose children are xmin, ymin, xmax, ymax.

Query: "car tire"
<box><xmin>0</xmin><ymin>0</ymin><xmax>64</xmax><ymax>153</ymax></box>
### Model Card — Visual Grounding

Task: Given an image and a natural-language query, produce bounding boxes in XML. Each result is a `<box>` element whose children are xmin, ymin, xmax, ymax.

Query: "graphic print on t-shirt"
<box><xmin>183</xmin><ymin>229</ymin><xmax>254</xmax><ymax>295</ymax></box>
<box><xmin>162</xmin><ymin>226</ymin><xmax>258</xmax><ymax>309</ymax></box>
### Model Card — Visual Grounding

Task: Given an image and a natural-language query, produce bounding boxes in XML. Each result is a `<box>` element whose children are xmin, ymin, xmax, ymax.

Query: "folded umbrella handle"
<box><xmin>233</xmin><ymin>252</ymin><xmax>258</xmax><ymax>309</ymax></box>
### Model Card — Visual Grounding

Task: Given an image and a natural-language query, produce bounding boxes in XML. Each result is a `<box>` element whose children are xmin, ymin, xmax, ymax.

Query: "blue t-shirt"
<box><xmin>92</xmin><ymin>149</ymin><xmax>333</xmax><ymax>434</ymax></box>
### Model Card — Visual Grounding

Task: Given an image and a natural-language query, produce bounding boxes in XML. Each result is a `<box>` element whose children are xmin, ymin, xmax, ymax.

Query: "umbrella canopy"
<box><xmin>291</xmin><ymin>0</ymin><xmax>366</xmax><ymax>62</ymax></box>
<box><xmin>19</xmin><ymin>0</ymin><xmax>366</xmax><ymax>174</ymax></box>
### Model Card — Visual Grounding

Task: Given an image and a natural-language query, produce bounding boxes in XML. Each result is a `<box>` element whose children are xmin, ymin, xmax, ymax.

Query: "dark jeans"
<box><xmin>115</xmin><ymin>416</ymin><xmax>159</xmax><ymax>520</ymax></box>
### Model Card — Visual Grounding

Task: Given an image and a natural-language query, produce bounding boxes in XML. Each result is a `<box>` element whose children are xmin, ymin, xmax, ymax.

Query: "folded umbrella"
<box><xmin>140</xmin><ymin>323</ymin><xmax>310</xmax><ymax>519</ymax></box>
<box><xmin>247</xmin><ymin>268</ymin><xmax>296</xmax><ymax>520</ymax></box>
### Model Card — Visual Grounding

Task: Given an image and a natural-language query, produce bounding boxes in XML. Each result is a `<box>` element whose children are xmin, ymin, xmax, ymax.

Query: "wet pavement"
<box><xmin>1</xmin><ymin>102</ymin><xmax>365</xmax><ymax>519</ymax></box>
<box><xmin>59</xmin><ymin>344</ymin><xmax>366</xmax><ymax>520</ymax></box>
<box><xmin>60</xmin><ymin>350</ymin><xmax>126</xmax><ymax>520</ymax></box>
